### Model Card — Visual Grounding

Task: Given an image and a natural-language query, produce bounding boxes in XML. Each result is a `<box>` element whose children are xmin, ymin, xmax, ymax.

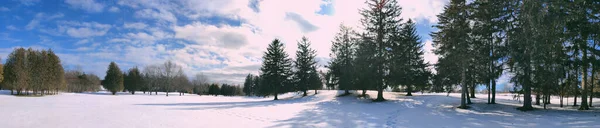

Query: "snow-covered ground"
<box><xmin>1</xmin><ymin>90</ymin><xmax>599</xmax><ymax>128</ymax></box>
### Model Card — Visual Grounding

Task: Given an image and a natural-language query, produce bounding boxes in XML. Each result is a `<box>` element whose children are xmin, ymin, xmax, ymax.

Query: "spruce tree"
<box><xmin>103</xmin><ymin>62</ymin><xmax>124</xmax><ymax>95</ymax></box>
<box><xmin>294</xmin><ymin>36</ymin><xmax>319</xmax><ymax>96</ymax></box>
<box><xmin>260</xmin><ymin>39</ymin><xmax>293</xmax><ymax>100</ymax></box>
<box><xmin>124</xmin><ymin>67</ymin><xmax>142</xmax><ymax>95</ymax></box>
<box><xmin>389</xmin><ymin>19</ymin><xmax>429</xmax><ymax>96</ymax></box>
<box><xmin>329</xmin><ymin>24</ymin><xmax>356</xmax><ymax>95</ymax></box>
<box><xmin>354</xmin><ymin>32</ymin><xmax>377</xmax><ymax>96</ymax></box>
<box><xmin>243</xmin><ymin>74</ymin><xmax>254</xmax><ymax>96</ymax></box>
<box><xmin>432</xmin><ymin>0</ymin><xmax>472</xmax><ymax>108</ymax></box>
<box><xmin>359</xmin><ymin>0</ymin><xmax>404</xmax><ymax>101</ymax></box>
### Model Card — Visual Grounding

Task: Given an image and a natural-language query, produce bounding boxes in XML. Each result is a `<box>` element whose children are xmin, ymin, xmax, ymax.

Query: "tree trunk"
<box><xmin>519</xmin><ymin>70</ymin><xmax>534</xmax><ymax>111</ymax></box>
<box><xmin>10</xmin><ymin>90</ymin><xmax>13</xmax><ymax>95</ymax></box>
<box><xmin>131</xmin><ymin>91</ymin><xmax>135</xmax><ymax>95</ymax></box>
<box><xmin>362</xmin><ymin>89</ymin><xmax>366</xmax><ymax>96</ymax></box>
<box><xmin>574</xmin><ymin>94</ymin><xmax>578</xmax><ymax>106</ymax></box>
<box><xmin>560</xmin><ymin>95</ymin><xmax>563</xmax><ymax>107</ymax></box>
<box><xmin>535</xmin><ymin>93</ymin><xmax>540</xmax><ymax>105</ymax></box>
<box><xmin>491</xmin><ymin>78</ymin><xmax>497</xmax><ymax>104</ymax></box>
<box><xmin>470</xmin><ymin>84</ymin><xmax>476</xmax><ymax>98</ymax></box>
<box><xmin>580</xmin><ymin>50</ymin><xmax>590</xmax><ymax>110</ymax></box>
<box><xmin>487</xmin><ymin>83</ymin><xmax>491</xmax><ymax>104</ymax></box>
<box><xmin>466</xmin><ymin>85</ymin><xmax>472</xmax><ymax>104</ymax></box>
<box><xmin>314</xmin><ymin>90</ymin><xmax>317</xmax><ymax>94</ymax></box>
<box><xmin>303</xmin><ymin>90</ymin><xmax>307</xmax><ymax>97</ymax></box>
<box><xmin>274</xmin><ymin>93</ymin><xmax>278</xmax><ymax>100</ymax></box>
<box><xmin>375</xmin><ymin>87</ymin><xmax>384</xmax><ymax>101</ymax></box>
<box><xmin>590</xmin><ymin>68</ymin><xmax>594</xmax><ymax>107</ymax></box>
<box><xmin>406</xmin><ymin>85</ymin><xmax>413</xmax><ymax>96</ymax></box>
<box><xmin>166</xmin><ymin>92</ymin><xmax>169</xmax><ymax>97</ymax></box>
<box><xmin>344</xmin><ymin>89</ymin><xmax>350</xmax><ymax>95</ymax></box>
<box><xmin>459</xmin><ymin>69</ymin><xmax>468</xmax><ymax>109</ymax></box>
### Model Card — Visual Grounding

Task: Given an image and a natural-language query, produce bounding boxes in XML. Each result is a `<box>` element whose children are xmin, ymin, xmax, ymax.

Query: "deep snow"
<box><xmin>1</xmin><ymin>90</ymin><xmax>599</xmax><ymax>128</ymax></box>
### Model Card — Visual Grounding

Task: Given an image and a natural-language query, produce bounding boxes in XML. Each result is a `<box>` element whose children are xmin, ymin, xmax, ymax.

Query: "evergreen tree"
<box><xmin>359</xmin><ymin>0</ymin><xmax>404</xmax><ymax>101</ymax></box>
<box><xmin>354</xmin><ymin>32</ymin><xmax>377</xmax><ymax>96</ymax></box>
<box><xmin>124</xmin><ymin>67</ymin><xmax>142</xmax><ymax>95</ymax></box>
<box><xmin>259</xmin><ymin>39</ymin><xmax>293</xmax><ymax>100</ymax></box>
<box><xmin>103</xmin><ymin>62</ymin><xmax>124</xmax><ymax>95</ymax></box>
<box><xmin>243</xmin><ymin>74</ymin><xmax>255</xmax><ymax>96</ymax></box>
<box><xmin>294</xmin><ymin>36</ymin><xmax>319</xmax><ymax>96</ymax></box>
<box><xmin>308</xmin><ymin>68</ymin><xmax>323</xmax><ymax>94</ymax></box>
<box><xmin>432</xmin><ymin>0</ymin><xmax>472</xmax><ymax>108</ymax></box>
<box><xmin>47</xmin><ymin>50</ymin><xmax>65</xmax><ymax>94</ymax></box>
<box><xmin>208</xmin><ymin>83</ymin><xmax>220</xmax><ymax>96</ymax></box>
<box><xmin>329</xmin><ymin>24</ymin><xmax>356</xmax><ymax>95</ymax></box>
<box><xmin>389</xmin><ymin>19</ymin><xmax>430</xmax><ymax>96</ymax></box>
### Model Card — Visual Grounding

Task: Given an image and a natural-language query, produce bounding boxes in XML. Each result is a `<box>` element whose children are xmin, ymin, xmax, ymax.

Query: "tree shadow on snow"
<box><xmin>268</xmin><ymin>94</ymin><xmax>387</xmax><ymax>128</ymax></box>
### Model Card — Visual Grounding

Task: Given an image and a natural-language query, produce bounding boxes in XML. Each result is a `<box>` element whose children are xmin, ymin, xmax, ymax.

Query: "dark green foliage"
<box><xmin>359</xmin><ymin>0</ymin><xmax>404</xmax><ymax>101</ymax></box>
<box><xmin>259</xmin><ymin>39</ymin><xmax>293</xmax><ymax>100</ymax></box>
<box><xmin>208</xmin><ymin>84</ymin><xmax>220</xmax><ymax>96</ymax></box>
<box><xmin>432</xmin><ymin>0</ymin><xmax>472</xmax><ymax>108</ymax></box>
<box><xmin>124</xmin><ymin>67</ymin><xmax>143</xmax><ymax>95</ymax></box>
<box><xmin>243</xmin><ymin>74</ymin><xmax>256</xmax><ymax>96</ymax></box>
<box><xmin>388</xmin><ymin>19</ymin><xmax>430</xmax><ymax>96</ymax></box>
<box><xmin>293</xmin><ymin>36</ymin><xmax>320</xmax><ymax>96</ymax></box>
<box><xmin>103</xmin><ymin>62</ymin><xmax>124</xmax><ymax>95</ymax></box>
<box><xmin>329</xmin><ymin>24</ymin><xmax>356</xmax><ymax>95</ymax></box>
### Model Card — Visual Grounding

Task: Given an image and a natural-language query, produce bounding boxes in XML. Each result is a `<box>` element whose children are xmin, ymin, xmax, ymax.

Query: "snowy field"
<box><xmin>1</xmin><ymin>90</ymin><xmax>600</xmax><ymax>128</ymax></box>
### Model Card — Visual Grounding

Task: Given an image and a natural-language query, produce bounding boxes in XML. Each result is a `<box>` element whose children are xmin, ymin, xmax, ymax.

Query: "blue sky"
<box><xmin>0</xmin><ymin>0</ymin><xmax>492</xmax><ymax>86</ymax></box>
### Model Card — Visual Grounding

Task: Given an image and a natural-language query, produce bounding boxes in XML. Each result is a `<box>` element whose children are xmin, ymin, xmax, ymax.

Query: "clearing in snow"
<box><xmin>1</xmin><ymin>90</ymin><xmax>599</xmax><ymax>128</ymax></box>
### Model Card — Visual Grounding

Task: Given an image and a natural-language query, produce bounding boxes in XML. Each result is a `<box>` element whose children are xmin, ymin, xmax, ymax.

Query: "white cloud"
<box><xmin>75</xmin><ymin>39</ymin><xmax>90</xmax><ymax>45</ymax></box>
<box><xmin>398</xmin><ymin>0</ymin><xmax>448</xmax><ymax>23</ymax></box>
<box><xmin>6</xmin><ymin>25</ymin><xmax>18</xmax><ymax>31</ymax></box>
<box><xmin>65</xmin><ymin>0</ymin><xmax>105</xmax><ymax>13</ymax></box>
<box><xmin>423</xmin><ymin>40</ymin><xmax>439</xmax><ymax>72</ymax></box>
<box><xmin>134</xmin><ymin>9</ymin><xmax>177</xmax><ymax>23</ymax></box>
<box><xmin>25</xmin><ymin>13</ymin><xmax>64</xmax><ymax>30</ymax></box>
<box><xmin>0</xmin><ymin>7</ymin><xmax>9</xmax><ymax>11</ymax></box>
<box><xmin>123</xmin><ymin>22</ymin><xmax>148</xmax><ymax>29</ymax></box>
<box><xmin>108</xmin><ymin>6</ymin><xmax>120</xmax><ymax>12</ymax></box>
<box><xmin>58</xmin><ymin>21</ymin><xmax>111</xmax><ymax>38</ymax></box>
<box><xmin>173</xmin><ymin>22</ymin><xmax>254</xmax><ymax>49</ymax></box>
<box><xmin>17</xmin><ymin>0</ymin><xmax>40</xmax><ymax>6</ymax></box>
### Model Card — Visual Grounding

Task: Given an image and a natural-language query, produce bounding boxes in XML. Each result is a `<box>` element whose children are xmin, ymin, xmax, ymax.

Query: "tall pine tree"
<box><xmin>294</xmin><ymin>36</ymin><xmax>319</xmax><ymax>96</ymax></box>
<box><xmin>432</xmin><ymin>0</ymin><xmax>472</xmax><ymax>108</ymax></box>
<box><xmin>329</xmin><ymin>24</ymin><xmax>356</xmax><ymax>95</ymax></box>
<box><xmin>260</xmin><ymin>39</ymin><xmax>293</xmax><ymax>100</ymax></box>
<box><xmin>103</xmin><ymin>62</ymin><xmax>124</xmax><ymax>95</ymax></box>
<box><xmin>359</xmin><ymin>0</ymin><xmax>404</xmax><ymax>101</ymax></box>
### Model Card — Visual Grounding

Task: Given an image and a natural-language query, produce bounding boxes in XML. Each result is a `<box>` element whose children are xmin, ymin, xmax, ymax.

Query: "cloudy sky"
<box><xmin>0</xmin><ymin>0</ymin><xmax>451</xmax><ymax>84</ymax></box>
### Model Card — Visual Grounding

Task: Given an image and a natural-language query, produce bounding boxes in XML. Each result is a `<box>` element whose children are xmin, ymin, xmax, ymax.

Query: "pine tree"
<box><xmin>124</xmin><ymin>67</ymin><xmax>142</xmax><ymax>95</ymax></box>
<box><xmin>294</xmin><ymin>36</ymin><xmax>319</xmax><ymax>96</ymax></box>
<box><xmin>308</xmin><ymin>68</ymin><xmax>323</xmax><ymax>94</ymax></box>
<box><xmin>103</xmin><ymin>62</ymin><xmax>124</xmax><ymax>95</ymax></box>
<box><xmin>260</xmin><ymin>39</ymin><xmax>293</xmax><ymax>100</ymax></box>
<box><xmin>432</xmin><ymin>0</ymin><xmax>472</xmax><ymax>108</ymax></box>
<box><xmin>243</xmin><ymin>74</ymin><xmax>254</xmax><ymax>96</ymax></box>
<box><xmin>389</xmin><ymin>19</ymin><xmax>429</xmax><ymax>96</ymax></box>
<box><xmin>329</xmin><ymin>24</ymin><xmax>356</xmax><ymax>95</ymax></box>
<box><xmin>354</xmin><ymin>32</ymin><xmax>377</xmax><ymax>96</ymax></box>
<box><xmin>47</xmin><ymin>50</ymin><xmax>65</xmax><ymax>94</ymax></box>
<box><xmin>359</xmin><ymin>0</ymin><xmax>404</xmax><ymax>101</ymax></box>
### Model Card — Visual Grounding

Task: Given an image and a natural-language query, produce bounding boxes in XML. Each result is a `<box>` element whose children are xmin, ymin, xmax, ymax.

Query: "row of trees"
<box><xmin>433</xmin><ymin>0</ymin><xmax>600</xmax><ymax>110</ymax></box>
<box><xmin>243</xmin><ymin>36</ymin><xmax>324</xmax><ymax>100</ymax></box>
<box><xmin>208</xmin><ymin>83</ymin><xmax>244</xmax><ymax>96</ymax></box>
<box><xmin>326</xmin><ymin>0</ymin><xmax>430</xmax><ymax>101</ymax></box>
<box><xmin>65</xmin><ymin>69</ymin><xmax>101</xmax><ymax>93</ymax></box>
<box><xmin>0</xmin><ymin>48</ymin><xmax>65</xmax><ymax>95</ymax></box>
